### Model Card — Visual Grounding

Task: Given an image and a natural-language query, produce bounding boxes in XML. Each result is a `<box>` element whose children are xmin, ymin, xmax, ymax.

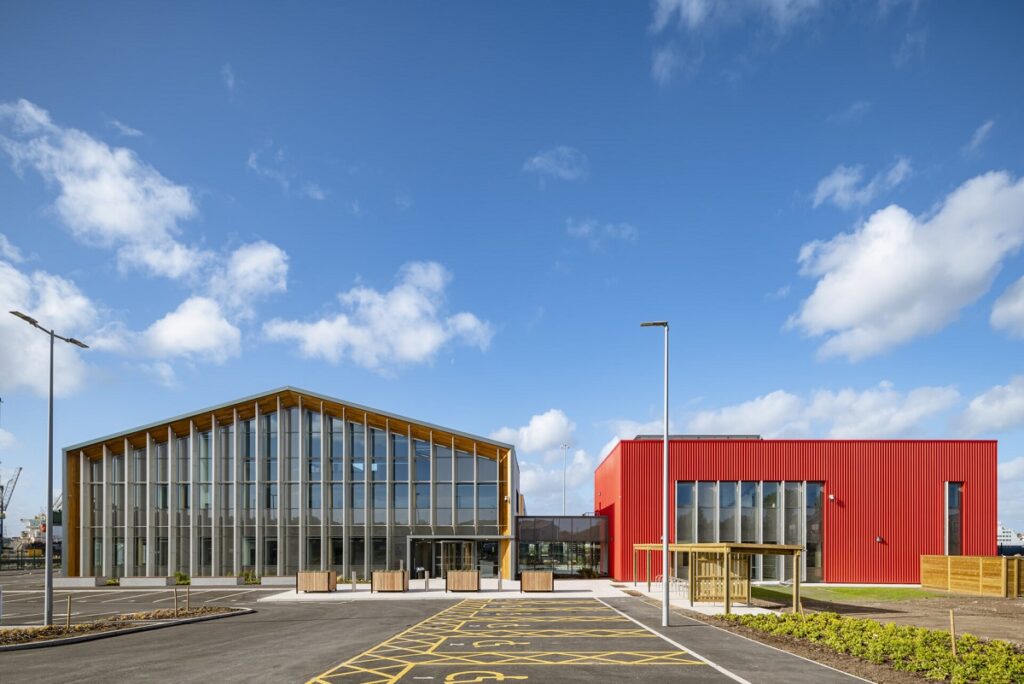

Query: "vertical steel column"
<box><xmin>233</xmin><ymin>409</ymin><xmax>241</xmax><ymax>577</ymax></box>
<box><xmin>145</xmin><ymin>433</ymin><xmax>155</xmax><ymax>577</ymax></box>
<box><xmin>78</xmin><ymin>451</ymin><xmax>88</xmax><ymax>577</ymax></box>
<box><xmin>189</xmin><ymin>421</ymin><xmax>198</xmax><ymax>578</ymax></box>
<box><xmin>168</xmin><ymin>427</ymin><xmax>177</xmax><ymax>576</ymax></box>
<box><xmin>363</xmin><ymin>413</ymin><xmax>369</xmax><ymax>580</ymax></box>
<box><xmin>428</xmin><ymin>431</ymin><xmax>435</xmax><ymax>531</ymax></box>
<box><xmin>385</xmin><ymin>419</ymin><xmax>392</xmax><ymax>569</ymax></box>
<box><xmin>102</xmin><ymin>445</ymin><xmax>112</xmax><ymax>578</ymax></box>
<box><xmin>255</xmin><ymin>402</ymin><xmax>263</xmax><ymax>577</ymax></box>
<box><xmin>341</xmin><ymin>406</ymin><xmax>349</xmax><ymax>580</ymax></box>
<box><xmin>210</xmin><ymin>415</ymin><xmax>219</xmax><ymax>576</ymax></box>
<box><xmin>276</xmin><ymin>397</ymin><xmax>284</xmax><ymax>577</ymax></box>
<box><xmin>298</xmin><ymin>396</ymin><xmax>306</xmax><ymax>572</ymax></box>
<box><xmin>124</xmin><ymin>438</ymin><xmax>133</xmax><ymax>576</ymax></box>
<box><xmin>320</xmin><ymin>403</ymin><xmax>328</xmax><ymax>571</ymax></box>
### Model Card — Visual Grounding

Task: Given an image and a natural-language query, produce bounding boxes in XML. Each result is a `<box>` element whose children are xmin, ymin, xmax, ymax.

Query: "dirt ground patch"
<box><xmin>753</xmin><ymin>591</ymin><xmax>1024</xmax><ymax>646</ymax></box>
<box><xmin>0</xmin><ymin>606</ymin><xmax>241</xmax><ymax>646</ymax></box>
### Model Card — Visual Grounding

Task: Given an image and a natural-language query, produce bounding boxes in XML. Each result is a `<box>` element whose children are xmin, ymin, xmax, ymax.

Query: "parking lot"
<box><xmin>0</xmin><ymin>571</ymin><xmax>273</xmax><ymax>626</ymax></box>
<box><xmin>1</xmin><ymin>571</ymin><xmax>866</xmax><ymax>682</ymax></box>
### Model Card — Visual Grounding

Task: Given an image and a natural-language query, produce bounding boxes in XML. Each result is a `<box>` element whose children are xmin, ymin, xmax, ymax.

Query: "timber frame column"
<box><xmin>341</xmin><ymin>407</ymin><xmax>349</xmax><ymax>580</ymax></box>
<box><xmin>210</xmin><ymin>414</ymin><xmax>219</xmax><ymax>576</ymax></box>
<box><xmin>385</xmin><ymin>418</ymin><xmax>392</xmax><ymax>570</ymax></box>
<box><xmin>167</xmin><ymin>426</ymin><xmax>177</xmax><ymax>576</ymax></box>
<box><xmin>145</xmin><ymin>433</ymin><xmax>155</xmax><ymax>576</ymax></box>
<box><xmin>233</xmin><ymin>409</ymin><xmax>242</xmax><ymax>576</ymax></box>
<box><xmin>363</xmin><ymin>413</ymin><xmax>370</xmax><ymax>580</ymax></box>
<box><xmin>101</xmin><ymin>445</ymin><xmax>113</xmax><ymax>578</ymax></box>
<box><xmin>255</xmin><ymin>401</ymin><xmax>263</xmax><ymax>577</ymax></box>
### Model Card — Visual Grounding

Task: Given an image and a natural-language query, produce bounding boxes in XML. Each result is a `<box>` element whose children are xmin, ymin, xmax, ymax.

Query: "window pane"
<box><xmin>351</xmin><ymin>484</ymin><xmax>365</xmax><ymax>525</ymax></box>
<box><xmin>784</xmin><ymin>482</ymin><xmax>803</xmax><ymax>546</ymax></box>
<box><xmin>434</xmin><ymin>445</ymin><xmax>452</xmax><ymax>482</ymax></box>
<box><xmin>477</xmin><ymin>455</ymin><xmax>498</xmax><ymax>481</ymax></box>
<box><xmin>741</xmin><ymin>482</ymin><xmax>759</xmax><ymax>543</ymax></box>
<box><xmin>697</xmin><ymin>482</ymin><xmax>716</xmax><ymax>542</ymax></box>
<box><xmin>719</xmin><ymin>481</ymin><xmax>737</xmax><ymax>542</ymax></box>
<box><xmin>806</xmin><ymin>482</ymin><xmax>823</xmax><ymax>581</ymax></box>
<box><xmin>370</xmin><ymin>428</ymin><xmax>386</xmax><ymax>481</ymax></box>
<box><xmin>675</xmin><ymin>482</ymin><xmax>694</xmax><ymax>543</ymax></box>
<box><xmin>456</xmin><ymin>450</ymin><xmax>474</xmax><ymax>481</ymax></box>
<box><xmin>947</xmin><ymin>482</ymin><xmax>963</xmax><ymax>556</ymax></box>
<box><xmin>330</xmin><ymin>417</ymin><xmax>344</xmax><ymax>480</ymax></box>
<box><xmin>349</xmin><ymin>422</ymin><xmax>365</xmax><ymax>481</ymax></box>
<box><xmin>414</xmin><ymin>439</ymin><xmax>430</xmax><ymax>480</ymax></box>
<box><xmin>392</xmin><ymin>433</ymin><xmax>409</xmax><ymax>480</ymax></box>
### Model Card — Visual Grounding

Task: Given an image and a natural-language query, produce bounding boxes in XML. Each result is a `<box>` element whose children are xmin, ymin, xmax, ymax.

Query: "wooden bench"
<box><xmin>445</xmin><ymin>570</ymin><xmax>480</xmax><ymax>592</ymax></box>
<box><xmin>520</xmin><ymin>570</ymin><xmax>554</xmax><ymax>592</ymax></box>
<box><xmin>297</xmin><ymin>570</ymin><xmax>337</xmax><ymax>593</ymax></box>
<box><xmin>371</xmin><ymin>570</ymin><xmax>409</xmax><ymax>593</ymax></box>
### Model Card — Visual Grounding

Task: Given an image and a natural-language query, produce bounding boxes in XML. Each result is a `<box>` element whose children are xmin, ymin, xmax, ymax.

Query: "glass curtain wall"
<box><xmin>516</xmin><ymin>516</ymin><xmax>608</xmax><ymax>577</ymax></box>
<box><xmin>674</xmin><ymin>480</ymin><xmax>825</xmax><ymax>582</ymax></box>
<box><xmin>946</xmin><ymin>482</ymin><xmax>963</xmax><ymax>556</ymax></box>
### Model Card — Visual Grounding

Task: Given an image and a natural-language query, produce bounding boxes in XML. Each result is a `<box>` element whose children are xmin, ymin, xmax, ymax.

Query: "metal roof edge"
<box><xmin>63</xmin><ymin>385</ymin><xmax>516</xmax><ymax>454</ymax></box>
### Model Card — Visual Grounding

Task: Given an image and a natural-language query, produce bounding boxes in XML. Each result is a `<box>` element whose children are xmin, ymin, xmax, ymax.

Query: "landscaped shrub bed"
<box><xmin>725</xmin><ymin>611</ymin><xmax>1024</xmax><ymax>683</ymax></box>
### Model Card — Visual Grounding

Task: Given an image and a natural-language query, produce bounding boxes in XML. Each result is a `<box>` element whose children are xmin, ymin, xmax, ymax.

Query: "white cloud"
<box><xmin>681</xmin><ymin>382</ymin><xmax>957</xmax><ymax>439</ymax></box>
<box><xmin>688</xmin><ymin>390</ymin><xmax>807</xmax><ymax>437</ymax></box>
<box><xmin>264</xmin><ymin>261</ymin><xmax>493</xmax><ymax>371</ymax></box>
<box><xmin>0</xmin><ymin>233</ymin><xmax>23</xmax><ymax>262</ymax></box>
<box><xmin>302</xmin><ymin>183</ymin><xmax>326</xmax><ymax>201</ymax></box>
<box><xmin>958</xmin><ymin>376</ymin><xmax>1024</xmax><ymax>435</ymax></box>
<box><xmin>813</xmin><ymin>157</ymin><xmax>911</xmax><ymax>210</ymax></box>
<box><xmin>792</xmin><ymin>171</ymin><xmax>1024</xmax><ymax>360</ymax></box>
<box><xmin>652</xmin><ymin>0</ymin><xmax>823</xmax><ymax>33</ymax></box>
<box><xmin>221</xmin><ymin>63</ymin><xmax>236</xmax><ymax>94</ymax></box>
<box><xmin>522</xmin><ymin>146</ymin><xmax>589</xmax><ymax>185</ymax></box>
<box><xmin>0</xmin><ymin>260</ymin><xmax>96</xmax><ymax>397</ymax></box>
<box><xmin>893</xmin><ymin>30</ymin><xmax>927</xmax><ymax>67</ymax></box>
<box><xmin>1000</xmin><ymin>456</ymin><xmax>1024</xmax><ymax>483</ymax></box>
<box><xmin>247</xmin><ymin>141</ymin><xmax>324</xmax><ymax>200</ymax></box>
<box><xmin>651</xmin><ymin>46</ymin><xmax>702</xmax><ymax>85</ymax></box>
<box><xmin>566</xmin><ymin>218</ymin><xmax>638</xmax><ymax>248</ymax></box>
<box><xmin>519</xmin><ymin>448</ymin><xmax>594</xmax><ymax>515</ymax></box>
<box><xmin>0</xmin><ymin>99</ymin><xmax>207</xmax><ymax>280</ymax></box>
<box><xmin>964</xmin><ymin>120</ymin><xmax>995</xmax><ymax>154</ymax></box>
<box><xmin>144</xmin><ymin>361</ymin><xmax>178</xmax><ymax>389</ymax></box>
<box><xmin>491</xmin><ymin>409</ymin><xmax>575</xmax><ymax>454</ymax></box>
<box><xmin>208</xmin><ymin>241</ymin><xmax>289</xmax><ymax>317</ymax></box>
<box><xmin>807</xmin><ymin>382</ymin><xmax>959</xmax><ymax>437</ymax></box>
<box><xmin>0</xmin><ymin>428</ymin><xmax>15</xmax><ymax>450</ymax></box>
<box><xmin>109</xmin><ymin>119</ymin><xmax>143</xmax><ymax>137</ymax></box>
<box><xmin>828</xmin><ymin>100</ymin><xmax>871</xmax><ymax>125</ymax></box>
<box><xmin>991</xmin><ymin>276</ymin><xmax>1024</xmax><ymax>337</ymax></box>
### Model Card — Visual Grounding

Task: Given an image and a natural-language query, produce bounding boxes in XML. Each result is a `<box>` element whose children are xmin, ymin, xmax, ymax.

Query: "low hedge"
<box><xmin>725</xmin><ymin>611</ymin><xmax>1024</xmax><ymax>683</ymax></box>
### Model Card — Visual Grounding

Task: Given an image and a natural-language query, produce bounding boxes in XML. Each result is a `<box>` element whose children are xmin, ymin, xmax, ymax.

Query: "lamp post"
<box><xmin>9</xmin><ymin>311</ymin><xmax>89</xmax><ymax>626</ymax></box>
<box><xmin>641</xmin><ymin>320</ymin><xmax>669</xmax><ymax>627</ymax></box>
<box><xmin>560</xmin><ymin>443</ymin><xmax>569</xmax><ymax>516</ymax></box>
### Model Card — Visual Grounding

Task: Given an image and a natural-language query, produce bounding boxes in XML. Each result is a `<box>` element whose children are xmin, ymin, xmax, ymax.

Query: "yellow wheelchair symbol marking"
<box><xmin>444</xmin><ymin>672</ymin><xmax>528</xmax><ymax>683</ymax></box>
<box><xmin>472</xmin><ymin>640</ymin><xmax>529</xmax><ymax>647</ymax></box>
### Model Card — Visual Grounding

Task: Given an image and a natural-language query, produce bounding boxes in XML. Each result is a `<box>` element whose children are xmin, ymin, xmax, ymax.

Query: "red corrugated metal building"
<box><xmin>594</xmin><ymin>438</ymin><xmax>997</xmax><ymax>584</ymax></box>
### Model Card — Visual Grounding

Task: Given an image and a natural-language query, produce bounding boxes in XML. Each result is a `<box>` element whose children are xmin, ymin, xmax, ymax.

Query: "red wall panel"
<box><xmin>596</xmin><ymin>439</ymin><xmax>997</xmax><ymax>583</ymax></box>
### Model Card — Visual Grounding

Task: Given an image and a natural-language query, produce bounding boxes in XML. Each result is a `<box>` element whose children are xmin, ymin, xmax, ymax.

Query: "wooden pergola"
<box><xmin>632</xmin><ymin>542</ymin><xmax>804</xmax><ymax>614</ymax></box>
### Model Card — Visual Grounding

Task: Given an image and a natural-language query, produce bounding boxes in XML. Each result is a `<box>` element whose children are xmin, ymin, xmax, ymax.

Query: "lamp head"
<box><xmin>67</xmin><ymin>337</ymin><xmax>89</xmax><ymax>349</ymax></box>
<box><xmin>640</xmin><ymin>321</ymin><xmax>668</xmax><ymax>328</ymax></box>
<box><xmin>9</xmin><ymin>310</ymin><xmax>39</xmax><ymax>327</ymax></box>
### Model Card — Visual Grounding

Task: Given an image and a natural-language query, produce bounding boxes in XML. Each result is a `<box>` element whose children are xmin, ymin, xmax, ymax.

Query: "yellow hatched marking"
<box><xmin>309</xmin><ymin>597</ymin><xmax>705</xmax><ymax>683</ymax></box>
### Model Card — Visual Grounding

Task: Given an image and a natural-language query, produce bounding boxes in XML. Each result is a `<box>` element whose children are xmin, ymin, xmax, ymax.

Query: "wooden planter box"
<box><xmin>297</xmin><ymin>570</ymin><xmax>337</xmax><ymax>593</ymax></box>
<box><xmin>445</xmin><ymin>570</ymin><xmax>480</xmax><ymax>592</ymax></box>
<box><xmin>520</xmin><ymin>570</ymin><xmax>554</xmax><ymax>592</ymax></box>
<box><xmin>372</xmin><ymin>570</ymin><xmax>409</xmax><ymax>593</ymax></box>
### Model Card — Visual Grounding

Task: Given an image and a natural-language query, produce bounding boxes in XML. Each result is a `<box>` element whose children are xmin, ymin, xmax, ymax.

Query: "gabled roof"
<box><xmin>64</xmin><ymin>385</ymin><xmax>515</xmax><ymax>456</ymax></box>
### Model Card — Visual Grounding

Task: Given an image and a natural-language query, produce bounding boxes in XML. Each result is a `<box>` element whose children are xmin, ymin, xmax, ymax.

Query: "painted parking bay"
<box><xmin>310</xmin><ymin>598</ymin><xmax>738</xmax><ymax>683</ymax></box>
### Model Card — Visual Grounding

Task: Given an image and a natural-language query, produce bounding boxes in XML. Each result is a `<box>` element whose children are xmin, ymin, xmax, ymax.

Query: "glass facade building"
<box><xmin>516</xmin><ymin>516</ymin><xmax>608</xmax><ymax>577</ymax></box>
<box><xmin>63</xmin><ymin>388</ymin><xmax>521</xmax><ymax>580</ymax></box>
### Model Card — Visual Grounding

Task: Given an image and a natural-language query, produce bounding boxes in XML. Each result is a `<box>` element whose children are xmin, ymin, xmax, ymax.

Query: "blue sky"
<box><xmin>2</xmin><ymin>1</ymin><xmax>1024</xmax><ymax>535</ymax></box>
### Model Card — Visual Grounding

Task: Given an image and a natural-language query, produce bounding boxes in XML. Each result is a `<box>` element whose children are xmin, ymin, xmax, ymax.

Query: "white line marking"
<box><xmin>100</xmin><ymin>590</ymin><xmax>168</xmax><ymax>603</ymax></box>
<box><xmin>205</xmin><ymin>589</ymin><xmax>256</xmax><ymax>603</ymax></box>
<box><xmin>595</xmin><ymin>598</ymin><xmax>750</xmax><ymax>684</ymax></box>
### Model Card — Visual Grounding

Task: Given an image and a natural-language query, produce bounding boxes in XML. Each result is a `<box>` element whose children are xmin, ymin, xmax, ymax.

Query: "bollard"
<box><xmin>949</xmin><ymin>609</ymin><xmax>958</xmax><ymax>658</ymax></box>
<box><xmin>186</xmin><ymin>584</ymin><xmax>191</xmax><ymax>611</ymax></box>
<box><xmin>65</xmin><ymin>595</ymin><xmax>71</xmax><ymax>629</ymax></box>
<box><xmin>425</xmin><ymin>571</ymin><xmax>430</xmax><ymax>592</ymax></box>
<box><xmin>497</xmin><ymin>575</ymin><xmax>502</xmax><ymax>592</ymax></box>
<box><xmin>174</xmin><ymin>587</ymin><xmax>179</xmax><ymax>617</ymax></box>
<box><xmin>351</xmin><ymin>571</ymin><xmax>357</xmax><ymax>592</ymax></box>
<box><xmin>0</xmin><ymin>585</ymin><xmax>4</xmax><ymax>627</ymax></box>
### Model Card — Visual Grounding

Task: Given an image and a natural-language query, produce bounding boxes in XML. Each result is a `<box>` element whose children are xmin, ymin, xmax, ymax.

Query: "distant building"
<box><xmin>997</xmin><ymin>521</ymin><xmax>1018</xmax><ymax>545</ymax></box>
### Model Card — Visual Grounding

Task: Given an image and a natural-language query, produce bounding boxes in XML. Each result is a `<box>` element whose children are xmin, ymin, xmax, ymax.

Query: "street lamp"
<box><xmin>560</xmin><ymin>443</ymin><xmax>569</xmax><ymax>516</ymax></box>
<box><xmin>9</xmin><ymin>310</ymin><xmax>88</xmax><ymax>626</ymax></box>
<box><xmin>641</xmin><ymin>320</ymin><xmax>670</xmax><ymax>627</ymax></box>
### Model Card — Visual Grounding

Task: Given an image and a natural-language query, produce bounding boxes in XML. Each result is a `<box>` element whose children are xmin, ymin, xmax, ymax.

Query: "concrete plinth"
<box><xmin>190</xmin><ymin>576</ymin><xmax>245</xmax><ymax>587</ymax></box>
<box><xmin>121</xmin><ymin>577</ymin><xmax>176</xmax><ymax>587</ymax></box>
<box><xmin>55</xmin><ymin>577</ymin><xmax>107</xmax><ymax>588</ymax></box>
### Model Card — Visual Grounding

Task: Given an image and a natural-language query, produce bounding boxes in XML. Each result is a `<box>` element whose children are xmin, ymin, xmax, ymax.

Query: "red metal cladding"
<box><xmin>594</xmin><ymin>439</ymin><xmax>997</xmax><ymax>583</ymax></box>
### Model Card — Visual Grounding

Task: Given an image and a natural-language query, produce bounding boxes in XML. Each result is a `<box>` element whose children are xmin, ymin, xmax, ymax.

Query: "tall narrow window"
<box><xmin>350</xmin><ymin>422</ymin><xmax>365</xmax><ymax>481</ymax></box>
<box><xmin>740</xmin><ymin>482</ymin><xmax>759</xmax><ymax>543</ymax></box>
<box><xmin>719</xmin><ymin>481</ymin><xmax>738</xmax><ymax>542</ymax></box>
<box><xmin>370</xmin><ymin>428</ymin><xmax>386</xmax><ymax>481</ymax></box>
<box><xmin>392</xmin><ymin>433</ymin><xmax>409</xmax><ymax>480</ymax></box>
<box><xmin>675</xmin><ymin>482</ymin><xmax>695</xmax><ymax>543</ymax></box>
<box><xmin>307</xmin><ymin>410</ymin><xmax>321</xmax><ymax>479</ymax></box>
<box><xmin>946</xmin><ymin>482</ymin><xmax>963</xmax><ymax>556</ymax></box>
<box><xmin>414</xmin><ymin>439</ymin><xmax>430</xmax><ymax>481</ymax></box>
<box><xmin>806</xmin><ymin>482</ymin><xmax>824</xmax><ymax>582</ymax></box>
<box><xmin>697</xmin><ymin>482</ymin><xmax>716</xmax><ymax>542</ymax></box>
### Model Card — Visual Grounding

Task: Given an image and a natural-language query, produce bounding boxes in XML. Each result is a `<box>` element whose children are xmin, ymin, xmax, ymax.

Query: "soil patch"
<box><xmin>0</xmin><ymin>606</ymin><xmax>240</xmax><ymax>646</ymax></box>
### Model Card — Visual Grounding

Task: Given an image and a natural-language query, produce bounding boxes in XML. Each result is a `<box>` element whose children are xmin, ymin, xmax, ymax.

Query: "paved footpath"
<box><xmin>308</xmin><ymin>597</ymin><xmax>866</xmax><ymax>683</ymax></box>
